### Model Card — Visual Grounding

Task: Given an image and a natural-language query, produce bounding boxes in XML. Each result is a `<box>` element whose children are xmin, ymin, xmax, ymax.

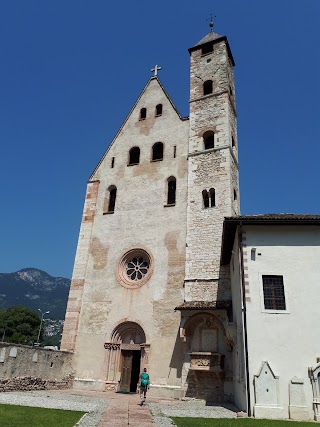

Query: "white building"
<box><xmin>222</xmin><ymin>215</ymin><xmax>320</xmax><ymax>420</ymax></box>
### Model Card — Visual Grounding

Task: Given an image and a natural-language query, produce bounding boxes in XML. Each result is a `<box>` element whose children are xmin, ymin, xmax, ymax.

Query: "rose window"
<box><xmin>126</xmin><ymin>257</ymin><xmax>149</xmax><ymax>281</ymax></box>
<box><xmin>116</xmin><ymin>248</ymin><xmax>153</xmax><ymax>288</ymax></box>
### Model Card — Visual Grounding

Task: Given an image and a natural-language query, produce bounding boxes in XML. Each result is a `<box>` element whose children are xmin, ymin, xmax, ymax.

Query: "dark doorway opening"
<box><xmin>130</xmin><ymin>350</ymin><xmax>141</xmax><ymax>392</ymax></box>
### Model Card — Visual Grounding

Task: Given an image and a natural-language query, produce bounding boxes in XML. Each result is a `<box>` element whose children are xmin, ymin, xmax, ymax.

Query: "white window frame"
<box><xmin>258</xmin><ymin>272</ymin><xmax>290</xmax><ymax>314</ymax></box>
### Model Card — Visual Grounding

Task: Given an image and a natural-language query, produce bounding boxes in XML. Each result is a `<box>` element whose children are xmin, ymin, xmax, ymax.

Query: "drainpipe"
<box><xmin>239</xmin><ymin>223</ymin><xmax>251</xmax><ymax>416</ymax></box>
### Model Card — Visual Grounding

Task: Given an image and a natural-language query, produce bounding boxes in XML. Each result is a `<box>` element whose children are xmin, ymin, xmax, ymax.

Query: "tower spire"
<box><xmin>207</xmin><ymin>14</ymin><xmax>215</xmax><ymax>32</ymax></box>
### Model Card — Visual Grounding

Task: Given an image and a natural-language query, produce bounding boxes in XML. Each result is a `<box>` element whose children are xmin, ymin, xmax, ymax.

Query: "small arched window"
<box><xmin>128</xmin><ymin>147</ymin><xmax>140</xmax><ymax>165</ymax></box>
<box><xmin>152</xmin><ymin>142</ymin><xmax>163</xmax><ymax>161</ymax></box>
<box><xmin>167</xmin><ymin>177</ymin><xmax>176</xmax><ymax>205</ymax></box>
<box><xmin>108</xmin><ymin>186</ymin><xmax>117</xmax><ymax>213</ymax></box>
<box><xmin>140</xmin><ymin>108</ymin><xmax>146</xmax><ymax>120</ymax></box>
<box><xmin>209</xmin><ymin>188</ymin><xmax>215</xmax><ymax>207</ymax></box>
<box><xmin>202</xmin><ymin>43</ymin><xmax>214</xmax><ymax>55</ymax></box>
<box><xmin>155</xmin><ymin>104</ymin><xmax>162</xmax><ymax>116</ymax></box>
<box><xmin>203</xmin><ymin>188</ymin><xmax>215</xmax><ymax>208</ymax></box>
<box><xmin>203</xmin><ymin>131</ymin><xmax>215</xmax><ymax>150</ymax></box>
<box><xmin>202</xmin><ymin>190</ymin><xmax>209</xmax><ymax>208</ymax></box>
<box><xmin>203</xmin><ymin>80</ymin><xmax>213</xmax><ymax>95</ymax></box>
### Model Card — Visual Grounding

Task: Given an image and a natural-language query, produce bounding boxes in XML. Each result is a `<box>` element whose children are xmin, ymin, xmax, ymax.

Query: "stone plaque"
<box><xmin>201</xmin><ymin>328</ymin><xmax>217</xmax><ymax>352</ymax></box>
<box><xmin>9</xmin><ymin>347</ymin><xmax>17</xmax><ymax>358</ymax></box>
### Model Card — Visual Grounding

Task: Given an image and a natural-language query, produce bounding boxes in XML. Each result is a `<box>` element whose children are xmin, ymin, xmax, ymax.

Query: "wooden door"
<box><xmin>119</xmin><ymin>350</ymin><xmax>132</xmax><ymax>393</ymax></box>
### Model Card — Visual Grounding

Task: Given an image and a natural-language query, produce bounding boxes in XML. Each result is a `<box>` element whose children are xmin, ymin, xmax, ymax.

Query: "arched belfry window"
<box><xmin>202</xmin><ymin>43</ymin><xmax>214</xmax><ymax>55</ymax></box>
<box><xmin>203</xmin><ymin>131</ymin><xmax>215</xmax><ymax>150</ymax></box>
<box><xmin>128</xmin><ymin>147</ymin><xmax>140</xmax><ymax>165</ymax></box>
<box><xmin>202</xmin><ymin>190</ymin><xmax>209</xmax><ymax>208</ymax></box>
<box><xmin>140</xmin><ymin>108</ymin><xmax>146</xmax><ymax>120</ymax></box>
<box><xmin>203</xmin><ymin>80</ymin><xmax>213</xmax><ymax>95</ymax></box>
<box><xmin>155</xmin><ymin>104</ymin><xmax>162</xmax><ymax>116</ymax></box>
<box><xmin>203</xmin><ymin>188</ymin><xmax>215</xmax><ymax>208</ymax></box>
<box><xmin>209</xmin><ymin>188</ymin><xmax>215</xmax><ymax>207</ymax></box>
<box><xmin>108</xmin><ymin>186</ymin><xmax>117</xmax><ymax>213</ymax></box>
<box><xmin>152</xmin><ymin>142</ymin><xmax>163</xmax><ymax>161</ymax></box>
<box><xmin>167</xmin><ymin>177</ymin><xmax>176</xmax><ymax>205</ymax></box>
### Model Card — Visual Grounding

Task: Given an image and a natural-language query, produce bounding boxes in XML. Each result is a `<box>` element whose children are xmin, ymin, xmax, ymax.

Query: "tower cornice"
<box><xmin>188</xmin><ymin>35</ymin><xmax>235</xmax><ymax>66</ymax></box>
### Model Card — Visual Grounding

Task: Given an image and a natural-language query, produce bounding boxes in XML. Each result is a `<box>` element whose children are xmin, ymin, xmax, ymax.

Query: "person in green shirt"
<box><xmin>139</xmin><ymin>367</ymin><xmax>150</xmax><ymax>405</ymax></box>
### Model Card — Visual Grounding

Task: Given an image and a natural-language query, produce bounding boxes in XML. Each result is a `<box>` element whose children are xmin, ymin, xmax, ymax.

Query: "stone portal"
<box><xmin>104</xmin><ymin>321</ymin><xmax>150</xmax><ymax>392</ymax></box>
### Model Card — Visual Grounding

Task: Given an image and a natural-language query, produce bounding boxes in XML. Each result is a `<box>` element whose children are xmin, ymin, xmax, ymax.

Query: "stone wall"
<box><xmin>185</xmin><ymin>38</ymin><xmax>239</xmax><ymax>285</ymax></box>
<box><xmin>0</xmin><ymin>343</ymin><xmax>74</xmax><ymax>391</ymax></box>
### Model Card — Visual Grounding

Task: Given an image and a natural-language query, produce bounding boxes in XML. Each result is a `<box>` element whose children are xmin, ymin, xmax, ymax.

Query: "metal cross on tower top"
<box><xmin>151</xmin><ymin>65</ymin><xmax>162</xmax><ymax>77</ymax></box>
<box><xmin>207</xmin><ymin>14</ymin><xmax>216</xmax><ymax>32</ymax></box>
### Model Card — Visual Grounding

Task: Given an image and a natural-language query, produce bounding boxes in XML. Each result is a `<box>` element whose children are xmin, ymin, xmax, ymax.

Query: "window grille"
<box><xmin>262</xmin><ymin>275</ymin><xmax>286</xmax><ymax>310</ymax></box>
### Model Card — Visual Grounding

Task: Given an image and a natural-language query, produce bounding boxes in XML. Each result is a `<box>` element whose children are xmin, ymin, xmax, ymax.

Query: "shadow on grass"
<box><xmin>171</xmin><ymin>418</ymin><xmax>316</xmax><ymax>427</ymax></box>
<box><xmin>0</xmin><ymin>404</ymin><xmax>86</xmax><ymax>427</ymax></box>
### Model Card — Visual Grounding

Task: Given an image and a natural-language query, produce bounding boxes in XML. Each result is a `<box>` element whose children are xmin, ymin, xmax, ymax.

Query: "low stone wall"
<box><xmin>0</xmin><ymin>343</ymin><xmax>74</xmax><ymax>391</ymax></box>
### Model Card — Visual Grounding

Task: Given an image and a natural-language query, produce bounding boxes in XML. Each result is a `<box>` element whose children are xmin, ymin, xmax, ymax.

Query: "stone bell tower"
<box><xmin>184</xmin><ymin>25</ymin><xmax>240</xmax><ymax>299</ymax></box>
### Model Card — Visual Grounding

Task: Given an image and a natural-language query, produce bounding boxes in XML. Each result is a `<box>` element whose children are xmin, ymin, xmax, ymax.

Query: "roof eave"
<box><xmin>188</xmin><ymin>36</ymin><xmax>235</xmax><ymax>66</ymax></box>
<box><xmin>221</xmin><ymin>216</ymin><xmax>320</xmax><ymax>265</ymax></box>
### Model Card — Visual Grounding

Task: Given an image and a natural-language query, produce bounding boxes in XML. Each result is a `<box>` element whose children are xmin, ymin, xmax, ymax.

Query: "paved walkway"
<box><xmin>98</xmin><ymin>393</ymin><xmax>155</xmax><ymax>427</ymax></box>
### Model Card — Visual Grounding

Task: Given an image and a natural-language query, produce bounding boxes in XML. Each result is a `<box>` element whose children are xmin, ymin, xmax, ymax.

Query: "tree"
<box><xmin>0</xmin><ymin>306</ymin><xmax>41</xmax><ymax>344</ymax></box>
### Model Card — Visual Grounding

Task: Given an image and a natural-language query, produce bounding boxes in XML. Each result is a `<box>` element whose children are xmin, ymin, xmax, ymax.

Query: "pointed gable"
<box><xmin>90</xmin><ymin>77</ymin><xmax>188</xmax><ymax>180</ymax></box>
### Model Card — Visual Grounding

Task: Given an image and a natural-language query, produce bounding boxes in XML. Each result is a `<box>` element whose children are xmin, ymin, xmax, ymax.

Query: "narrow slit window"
<box><xmin>155</xmin><ymin>104</ymin><xmax>163</xmax><ymax>116</ymax></box>
<box><xmin>209</xmin><ymin>188</ymin><xmax>215</xmax><ymax>207</ymax></box>
<box><xmin>262</xmin><ymin>275</ymin><xmax>286</xmax><ymax>310</ymax></box>
<box><xmin>152</xmin><ymin>142</ymin><xmax>163</xmax><ymax>161</ymax></box>
<box><xmin>140</xmin><ymin>108</ymin><xmax>147</xmax><ymax>120</ymax></box>
<box><xmin>203</xmin><ymin>131</ymin><xmax>215</xmax><ymax>150</ymax></box>
<box><xmin>202</xmin><ymin>190</ymin><xmax>209</xmax><ymax>208</ymax></box>
<box><xmin>232</xmin><ymin>136</ymin><xmax>235</xmax><ymax>147</ymax></box>
<box><xmin>167</xmin><ymin>177</ymin><xmax>176</xmax><ymax>205</ymax></box>
<box><xmin>128</xmin><ymin>147</ymin><xmax>140</xmax><ymax>165</ymax></box>
<box><xmin>111</xmin><ymin>157</ymin><xmax>115</xmax><ymax>168</ymax></box>
<box><xmin>234</xmin><ymin>189</ymin><xmax>237</xmax><ymax>201</ymax></box>
<box><xmin>108</xmin><ymin>187</ymin><xmax>117</xmax><ymax>213</ymax></box>
<box><xmin>173</xmin><ymin>145</ymin><xmax>177</xmax><ymax>158</ymax></box>
<box><xmin>203</xmin><ymin>80</ymin><xmax>213</xmax><ymax>95</ymax></box>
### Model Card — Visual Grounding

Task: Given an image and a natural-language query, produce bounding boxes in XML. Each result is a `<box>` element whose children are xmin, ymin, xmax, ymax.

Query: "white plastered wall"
<box><xmin>243</xmin><ymin>225</ymin><xmax>320</xmax><ymax>419</ymax></box>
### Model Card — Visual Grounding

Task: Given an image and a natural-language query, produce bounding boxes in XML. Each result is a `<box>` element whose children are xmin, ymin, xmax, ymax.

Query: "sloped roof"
<box><xmin>225</xmin><ymin>214</ymin><xmax>320</xmax><ymax>221</ymax></box>
<box><xmin>221</xmin><ymin>214</ymin><xmax>320</xmax><ymax>265</ymax></box>
<box><xmin>188</xmin><ymin>31</ymin><xmax>235</xmax><ymax>66</ymax></box>
<box><xmin>175</xmin><ymin>301</ymin><xmax>232</xmax><ymax>311</ymax></box>
<box><xmin>193</xmin><ymin>31</ymin><xmax>223</xmax><ymax>47</ymax></box>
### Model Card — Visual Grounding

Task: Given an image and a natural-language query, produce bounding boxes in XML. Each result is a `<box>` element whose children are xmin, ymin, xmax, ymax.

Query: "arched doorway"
<box><xmin>104</xmin><ymin>322</ymin><xmax>149</xmax><ymax>393</ymax></box>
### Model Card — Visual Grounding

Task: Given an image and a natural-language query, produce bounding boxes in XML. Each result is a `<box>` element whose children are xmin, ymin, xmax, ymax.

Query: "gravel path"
<box><xmin>0</xmin><ymin>390</ymin><xmax>109</xmax><ymax>426</ymax></box>
<box><xmin>149</xmin><ymin>400</ymin><xmax>237</xmax><ymax>427</ymax></box>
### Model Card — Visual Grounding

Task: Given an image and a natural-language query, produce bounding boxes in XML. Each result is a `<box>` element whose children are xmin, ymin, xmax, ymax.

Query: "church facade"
<box><xmin>61</xmin><ymin>28</ymin><xmax>320</xmax><ymax>420</ymax></box>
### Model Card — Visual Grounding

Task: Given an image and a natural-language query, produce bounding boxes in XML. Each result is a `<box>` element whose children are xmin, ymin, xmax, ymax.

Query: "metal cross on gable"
<box><xmin>151</xmin><ymin>64</ymin><xmax>162</xmax><ymax>77</ymax></box>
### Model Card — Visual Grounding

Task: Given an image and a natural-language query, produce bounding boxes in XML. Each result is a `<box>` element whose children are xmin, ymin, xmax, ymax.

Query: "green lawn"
<box><xmin>0</xmin><ymin>404</ymin><xmax>86</xmax><ymax>427</ymax></box>
<box><xmin>171</xmin><ymin>418</ymin><xmax>316</xmax><ymax>427</ymax></box>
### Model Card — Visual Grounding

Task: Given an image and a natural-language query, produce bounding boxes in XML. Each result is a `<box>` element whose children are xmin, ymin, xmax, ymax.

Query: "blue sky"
<box><xmin>1</xmin><ymin>0</ymin><xmax>319</xmax><ymax>278</ymax></box>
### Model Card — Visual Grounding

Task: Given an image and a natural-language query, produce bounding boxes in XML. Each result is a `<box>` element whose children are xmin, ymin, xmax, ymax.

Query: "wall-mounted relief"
<box><xmin>0</xmin><ymin>348</ymin><xmax>6</xmax><ymax>363</ymax></box>
<box><xmin>289</xmin><ymin>377</ymin><xmax>310</xmax><ymax>421</ymax></box>
<box><xmin>9</xmin><ymin>347</ymin><xmax>17</xmax><ymax>358</ymax></box>
<box><xmin>308</xmin><ymin>359</ymin><xmax>320</xmax><ymax>421</ymax></box>
<box><xmin>253</xmin><ymin>361</ymin><xmax>286</xmax><ymax>419</ymax></box>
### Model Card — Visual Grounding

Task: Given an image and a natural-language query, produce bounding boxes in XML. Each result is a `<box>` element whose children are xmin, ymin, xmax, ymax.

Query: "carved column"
<box><xmin>104</xmin><ymin>343</ymin><xmax>120</xmax><ymax>382</ymax></box>
<box><xmin>141</xmin><ymin>344</ymin><xmax>150</xmax><ymax>371</ymax></box>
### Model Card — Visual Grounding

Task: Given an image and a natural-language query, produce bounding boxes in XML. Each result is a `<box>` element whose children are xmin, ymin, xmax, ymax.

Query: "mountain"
<box><xmin>0</xmin><ymin>268</ymin><xmax>71</xmax><ymax>320</ymax></box>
